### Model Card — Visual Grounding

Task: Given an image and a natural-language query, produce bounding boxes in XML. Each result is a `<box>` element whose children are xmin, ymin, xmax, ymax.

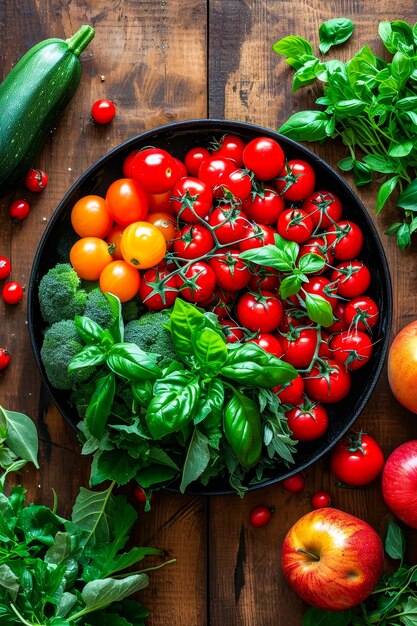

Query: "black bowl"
<box><xmin>28</xmin><ymin>119</ymin><xmax>392</xmax><ymax>495</ymax></box>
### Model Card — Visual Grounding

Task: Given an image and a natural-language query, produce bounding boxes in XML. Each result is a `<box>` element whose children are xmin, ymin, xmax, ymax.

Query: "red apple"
<box><xmin>388</xmin><ymin>321</ymin><xmax>417</xmax><ymax>413</ymax></box>
<box><xmin>382</xmin><ymin>440</ymin><xmax>417</xmax><ymax>529</ymax></box>
<box><xmin>281</xmin><ymin>508</ymin><xmax>384</xmax><ymax>611</ymax></box>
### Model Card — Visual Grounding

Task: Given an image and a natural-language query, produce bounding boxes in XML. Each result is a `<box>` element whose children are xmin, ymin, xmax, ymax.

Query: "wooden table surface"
<box><xmin>1</xmin><ymin>1</ymin><xmax>417</xmax><ymax>625</ymax></box>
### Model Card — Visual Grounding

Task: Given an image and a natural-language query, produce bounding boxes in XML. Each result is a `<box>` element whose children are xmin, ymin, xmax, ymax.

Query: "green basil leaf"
<box><xmin>333</xmin><ymin>99</ymin><xmax>367</xmax><ymax>117</ymax></box>
<box><xmin>385</xmin><ymin>520</ymin><xmax>406</xmax><ymax>561</ymax></box>
<box><xmin>0</xmin><ymin>406</ymin><xmax>39</xmax><ymax>469</ymax></box>
<box><xmin>397</xmin><ymin>96</ymin><xmax>417</xmax><ymax>110</ymax></box>
<box><xmin>279</xmin><ymin>274</ymin><xmax>303</xmax><ymax>300</ymax></box>
<box><xmin>362</xmin><ymin>154</ymin><xmax>397</xmax><ymax>173</ymax></box>
<box><xmin>180</xmin><ymin>427</ymin><xmax>210</xmax><ymax>493</ymax></box>
<box><xmin>104</xmin><ymin>292</ymin><xmax>124</xmax><ymax>343</ymax></box>
<box><xmin>74</xmin><ymin>315</ymin><xmax>106</xmax><ymax>345</ymax></box>
<box><xmin>204</xmin><ymin>379</ymin><xmax>225</xmax><ymax>428</ymax></box>
<box><xmin>404</xmin><ymin>110</ymin><xmax>417</xmax><ymax>128</ymax></box>
<box><xmin>304</xmin><ymin>292</ymin><xmax>334</xmax><ymax>326</ymax></box>
<box><xmin>68</xmin><ymin>345</ymin><xmax>106</xmax><ymax>372</ymax></box>
<box><xmin>166</xmin><ymin>298</ymin><xmax>206</xmax><ymax>358</ymax></box>
<box><xmin>146</xmin><ymin>371</ymin><xmax>200</xmax><ymax>438</ymax></box>
<box><xmin>347</xmin><ymin>45</ymin><xmax>379</xmax><ymax>88</ymax></box>
<box><xmin>400</xmin><ymin>597</ymin><xmax>417</xmax><ymax>625</ymax></box>
<box><xmin>398</xmin><ymin>179</ymin><xmax>417</xmax><ymax>210</ymax></box>
<box><xmin>221</xmin><ymin>343</ymin><xmax>297</xmax><ymax>388</ymax></box>
<box><xmin>192</xmin><ymin>327</ymin><xmax>227</xmax><ymax>375</ymax></box>
<box><xmin>298</xmin><ymin>253</ymin><xmax>326</xmax><ymax>274</ymax></box>
<box><xmin>375</xmin><ymin>176</ymin><xmax>399</xmax><ymax>213</ymax></box>
<box><xmin>136</xmin><ymin>464</ymin><xmax>178</xmax><ymax>488</ymax></box>
<box><xmin>279</xmin><ymin>110</ymin><xmax>331</xmax><ymax>142</ymax></box>
<box><xmin>272</xmin><ymin>36</ymin><xmax>314</xmax><ymax>66</ymax></box>
<box><xmin>391</xmin><ymin>51</ymin><xmax>413</xmax><ymax>89</ymax></box>
<box><xmin>319</xmin><ymin>18</ymin><xmax>354</xmax><ymax>54</ymax></box>
<box><xmin>379</xmin><ymin>20</ymin><xmax>414</xmax><ymax>54</ymax></box>
<box><xmin>388</xmin><ymin>141</ymin><xmax>413</xmax><ymax>158</ymax></box>
<box><xmin>385</xmin><ymin>221</ymin><xmax>403</xmax><ymax>235</ymax></box>
<box><xmin>337</xmin><ymin>157</ymin><xmax>354</xmax><ymax>172</ymax></box>
<box><xmin>107</xmin><ymin>343</ymin><xmax>162</xmax><ymax>381</ymax></box>
<box><xmin>353</xmin><ymin>159</ymin><xmax>373</xmax><ymax>187</ymax></box>
<box><xmin>292</xmin><ymin>59</ymin><xmax>324</xmax><ymax>92</ymax></box>
<box><xmin>86</xmin><ymin>373</ymin><xmax>116</xmax><ymax>440</ymax></box>
<box><xmin>131</xmin><ymin>379</ymin><xmax>154</xmax><ymax>408</ymax></box>
<box><xmin>397</xmin><ymin>222</ymin><xmax>411</xmax><ymax>249</ymax></box>
<box><xmin>303</xmin><ymin>607</ymin><xmax>354</xmax><ymax>626</ymax></box>
<box><xmin>240</xmin><ymin>241</ymin><xmax>296</xmax><ymax>272</ymax></box>
<box><xmin>223</xmin><ymin>391</ymin><xmax>262</xmax><ymax>469</ymax></box>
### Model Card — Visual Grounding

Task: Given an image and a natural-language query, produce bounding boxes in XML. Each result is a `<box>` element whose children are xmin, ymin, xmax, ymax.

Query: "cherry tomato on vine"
<box><xmin>173</xmin><ymin>158</ymin><xmax>187</xmax><ymax>180</ymax></box>
<box><xmin>304</xmin><ymin>359</ymin><xmax>351</xmax><ymax>403</ymax></box>
<box><xmin>209</xmin><ymin>248</ymin><xmax>251</xmax><ymax>291</ymax></box>
<box><xmin>146</xmin><ymin>212</ymin><xmax>177</xmax><ymax>242</ymax></box>
<box><xmin>238</xmin><ymin>223</ymin><xmax>275</xmax><ymax>251</ymax></box>
<box><xmin>330</xmin><ymin>432</ymin><xmax>384</xmax><ymax>486</ymax></box>
<box><xmin>208</xmin><ymin>289</ymin><xmax>236</xmax><ymax>319</ymax></box>
<box><xmin>2</xmin><ymin>281</ymin><xmax>23</xmax><ymax>304</ymax></box>
<box><xmin>326</xmin><ymin>221</ymin><xmax>364</xmax><ymax>261</ymax></box>
<box><xmin>173</xmin><ymin>224</ymin><xmax>214</xmax><ymax>260</ymax></box>
<box><xmin>331</xmin><ymin>260</ymin><xmax>371</xmax><ymax>298</ymax></box>
<box><xmin>198</xmin><ymin>156</ymin><xmax>235</xmax><ymax>194</ymax></box>
<box><xmin>298</xmin><ymin>237</ymin><xmax>334</xmax><ymax>272</ymax></box>
<box><xmin>70</xmin><ymin>237</ymin><xmax>113</xmax><ymax>280</ymax></box>
<box><xmin>301</xmin><ymin>190</ymin><xmax>342</xmax><ymax>228</ymax></box>
<box><xmin>184</xmin><ymin>146</ymin><xmax>211</xmax><ymax>176</ymax></box>
<box><xmin>106</xmin><ymin>178</ymin><xmax>149</xmax><ymax>226</ymax></box>
<box><xmin>344</xmin><ymin>296</ymin><xmax>379</xmax><ymax>332</ymax></box>
<box><xmin>121</xmin><ymin>221</ymin><xmax>167</xmax><ymax>269</ymax></box>
<box><xmin>236</xmin><ymin>291</ymin><xmax>283</xmax><ymax>333</ymax></box>
<box><xmin>243</xmin><ymin>187</ymin><xmax>285</xmax><ymax>224</ymax></box>
<box><xmin>10</xmin><ymin>199</ymin><xmax>30</xmax><ymax>222</ymax></box>
<box><xmin>131</xmin><ymin>147</ymin><xmax>178</xmax><ymax>194</ymax></box>
<box><xmin>246</xmin><ymin>333</ymin><xmax>283</xmax><ymax>358</ymax></box>
<box><xmin>311</xmin><ymin>491</ymin><xmax>331</xmax><ymax>509</ymax></box>
<box><xmin>282</xmin><ymin>473</ymin><xmax>305</xmax><ymax>494</ymax></box>
<box><xmin>220</xmin><ymin>168</ymin><xmax>252</xmax><ymax>201</ymax></box>
<box><xmin>318</xmin><ymin>331</ymin><xmax>332</xmax><ymax>359</ymax></box>
<box><xmin>91</xmin><ymin>99</ymin><xmax>116</xmax><ymax>124</ymax></box>
<box><xmin>211</xmin><ymin>134</ymin><xmax>245</xmax><ymax>166</ymax></box>
<box><xmin>171</xmin><ymin>177</ymin><xmax>213</xmax><ymax>222</ymax></box>
<box><xmin>25</xmin><ymin>168</ymin><xmax>48</xmax><ymax>192</ymax></box>
<box><xmin>208</xmin><ymin>206</ymin><xmax>249</xmax><ymax>245</ymax></box>
<box><xmin>275</xmin><ymin>159</ymin><xmax>316</xmax><ymax>202</ymax></box>
<box><xmin>176</xmin><ymin>261</ymin><xmax>216</xmax><ymax>303</ymax></box>
<box><xmin>277</xmin><ymin>208</ymin><xmax>313</xmax><ymax>244</ymax></box>
<box><xmin>248</xmin><ymin>267</ymin><xmax>280</xmax><ymax>293</ymax></box>
<box><xmin>273</xmin><ymin>373</ymin><xmax>304</xmax><ymax>405</ymax></box>
<box><xmin>249</xmin><ymin>505</ymin><xmax>273</xmax><ymax>527</ymax></box>
<box><xmin>327</xmin><ymin>301</ymin><xmax>348</xmax><ymax>334</ymax></box>
<box><xmin>99</xmin><ymin>260</ymin><xmax>141</xmax><ymax>303</ymax></box>
<box><xmin>106</xmin><ymin>224</ymin><xmax>125</xmax><ymax>261</ymax></box>
<box><xmin>0</xmin><ymin>348</ymin><xmax>11</xmax><ymax>370</ymax></box>
<box><xmin>0</xmin><ymin>256</ymin><xmax>11</xmax><ymax>280</ymax></box>
<box><xmin>139</xmin><ymin>266</ymin><xmax>179</xmax><ymax>310</ymax></box>
<box><xmin>286</xmin><ymin>402</ymin><xmax>329</xmax><ymax>441</ymax></box>
<box><xmin>71</xmin><ymin>195</ymin><xmax>113</xmax><ymax>238</ymax></box>
<box><xmin>133</xmin><ymin>485</ymin><xmax>155</xmax><ymax>507</ymax></box>
<box><xmin>302</xmin><ymin>276</ymin><xmax>338</xmax><ymax>310</ymax></box>
<box><xmin>219</xmin><ymin>319</ymin><xmax>244</xmax><ymax>343</ymax></box>
<box><xmin>280</xmin><ymin>328</ymin><xmax>318</xmax><ymax>370</ymax></box>
<box><xmin>242</xmin><ymin>137</ymin><xmax>285</xmax><ymax>180</ymax></box>
<box><xmin>330</xmin><ymin>331</ymin><xmax>373</xmax><ymax>371</ymax></box>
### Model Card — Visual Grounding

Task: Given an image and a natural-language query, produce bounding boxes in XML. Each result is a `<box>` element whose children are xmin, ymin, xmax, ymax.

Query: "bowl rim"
<box><xmin>27</xmin><ymin>118</ymin><xmax>393</xmax><ymax>495</ymax></box>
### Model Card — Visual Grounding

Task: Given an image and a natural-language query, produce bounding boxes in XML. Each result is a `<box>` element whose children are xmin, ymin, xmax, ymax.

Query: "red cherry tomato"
<box><xmin>326</xmin><ymin>221</ymin><xmax>364</xmax><ymax>260</ymax></box>
<box><xmin>304</xmin><ymin>359</ymin><xmax>351</xmax><ymax>403</ymax></box>
<box><xmin>311</xmin><ymin>490</ymin><xmax>331</xmax><ymax>509</ymax></box>
<box><xmin>248</xmin><ymin>267</ymin><xmax>280</xmax><ymax>293</ymax></box>
<box><xmin>286</xmin><ymin>402</ymin><xmax>329</xmax><ymax>441</ymax></box>
<box><xmin>133</xmin><ymin>485</ymin><xmax>155</xmax><ymax>506</ymax></box>
<box><xmin>238</xmin><ymin>223</ymin><xmax>275</xmax><ymax>251</ymax></box>
<box><xmin>281</xmin><ymin>328</ymin><xmax>319</xmax><ymax>369</ymax></box>
<box><xmin>282</xmin><ymin>473</ymin><xmax>305</xmax><ymax>494</ymax></box>
<box><xmin>277</xmin><ymin>208</ymin><xmax>313</xmax><ymax>244</ymax></box>
<box><xmin>211</xmin><ymin>134</ymin><xmax>245</xmax><ymax>166</ymax></box>
<box><xmin>302</xmin><ymin>276</ymin><xmax>338</xmax><ymax>310</ymax></box>
<box><xmin>243</xmin><ymin>137</ymin><xmax>285</xmax><ymax>180</ymax></box>
<box><xmin>243</xmin><ymin>187</ymin><xmax>284</xmax><ymax>224</ymax></box>
<box><xmin>198</xmin><ymin>156</ymin><xmax>235</xmax><ymax>194</ymax></box>
<box><xmin>91</xmin><ymin>99</ymin><xmax>116</xmax><ymax>124</ymax></box>
<box><xmin>171</xmin><ymin>177</ymin><xmax>213</xmax><ymax>222</ymax></box>
<box><xmin>220</xmin><ymin>168</ymin><xmax>252</xmax><ymax>201</ymax></box>
<box><xmin>327</xmin><ymin>301</ymin><xmax>348</xmax><ymax>334</ymax></box>
<box><xmin>208</xmin><ymin>206</ymin><xmax>249</xmax><ymax>244</ymax></box>
<box><xmin>236</xmin><ymin>291</ymin><xmax>283</xmax><ymax>333</ymax></box>
<box><xmin>0</xmin><ymin>256</ymin><xmax>11</xmax><ymax>280</ymax></box>
<box><xmin>331</xmin><ymin>260</ymin><xmax>371</xmax><ymax>298</ymax></box>
<box><xmin>209</xmin><ymin>248</ymin><xmax>251</xmax><ymax>291</ymax></box>
<box><xmin>275</xmin><ymin>160</ymin><xmax>316</xmax><ymax>201</ymax></box>
<box><xmin>139</xmin><ymin>266</ymin><xmax>179</xmax><ymax>310</ymax></box>
<box><xmin>249</xmin><ymin>505</ymin><xmax>273</xmax><ymax>527</ymax></box>
<box><xmin>184</xmin><ymin>146</ymin><xmax>211</xmax><ymax>176</ymax></box>
<box><xmin>2</xmin><ymin>281</ymin><xmax>23</xmax><ymax>304</ymax></box>
<box><xmin>131</xmin><ymin>148</ymin><xmax>178</xmax><ymax>194</ymax></box>
<box><xmin>173</xmin><ymin>224</ymin><xmax>214</xmax><ymax>260</ymax></box>
<box><xmin>344</xmin><ymin>296</ymin><xmax>379</xmax><ymax>332</ymax></box>
<box><xmin>329</xmin><ymin>330</ymin><xmax>373</xmax><ymax>371</ymax></box>
<box><xmin>273</xmin><ymin>373</ymin><xmax>304</xmax><ymax>405</ymax></box>
<box><xmin>298</xmin><ymin>237</ymin><xmax>334</xmax><ymax>273</ymax></box>
<box><xmin>0</xmin><ymin>348</ymin><xmax>11</xmax><ymax>370</ymax></box>
<box><xmin>301</xmin><ymin>190</ymin><xmax>342</xmax><ymax>228</ymax></box>
<box><xmin>246</xmin><ymin>333</ymin><xmax>283</xmax><ymax>358</ymax></box>
<box><xmin>330</xmin><ymin>432</ymin><xmax>384</xmax><ymax>486</ymax></box>
<box><xmin>10</xmin><ymin>199</ymin><xmax>30</xmax><ymax>222</ymax></box>
<box><xmin>25</xmin><ymin>168</ymin><xmax>48</xmax><ymax>192</ymax></box>
<box><xmin>219</xmin><ymin>319</ymin><xmax>244</xmax><ymax>343</ymax></box>
<box><xmin>176</xmin><ymin>261</ymin><xmax>216</xmax><ymax>303</ymax></box>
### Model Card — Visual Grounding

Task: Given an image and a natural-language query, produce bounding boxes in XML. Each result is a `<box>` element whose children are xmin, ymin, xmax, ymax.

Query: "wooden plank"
<box><xmin>0</xmin><ymin>1</ymin><xmax>208</xmax><ymax>625</ymax></box>
<box><xmin>208</xmin><ymin>1</ymin><xmax>417</xmax><ymax>624</ymax></box>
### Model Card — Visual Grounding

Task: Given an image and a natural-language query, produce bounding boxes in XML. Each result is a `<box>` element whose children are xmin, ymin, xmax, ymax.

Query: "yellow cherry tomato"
<box><xmin>121</xmin><ymin>221</ymin><xmax>167</xmax><ymax>269</ymax></box>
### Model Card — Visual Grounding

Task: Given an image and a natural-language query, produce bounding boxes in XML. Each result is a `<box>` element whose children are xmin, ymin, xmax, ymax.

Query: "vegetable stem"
<box><xmin>66</xmin><ymin>25</ymin><xmax>95</xmax><ymax>57</ymax></box>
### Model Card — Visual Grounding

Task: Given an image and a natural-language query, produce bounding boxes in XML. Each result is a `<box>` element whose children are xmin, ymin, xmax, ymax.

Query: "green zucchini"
<box><xmin>0</xmin><ymin>25</ymin><xmax>95</xmax><ymax>197</ymax></box>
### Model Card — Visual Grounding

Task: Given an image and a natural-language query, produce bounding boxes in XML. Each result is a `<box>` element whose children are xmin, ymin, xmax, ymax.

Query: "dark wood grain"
<box><xmin>2</xmin><ymin>1</ymin><xmax>417</xmax><ymax>625</ymax></box>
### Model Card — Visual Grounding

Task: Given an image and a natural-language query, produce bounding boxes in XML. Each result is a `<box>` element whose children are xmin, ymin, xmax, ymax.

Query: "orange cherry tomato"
<box><xmin>106</xmin><ymin>223</ymin><xmax>125</xmax><ymax>260</ymax></box>
<box><xmin>147</xmin><ymin>212</ymin><xmax>177</xmax><ymax>242</ymax></box>
<box><xmin>121</xmin><ymin>221</ymin><xmax>167</xmax><ymax>269</ymax></box>
<box><xmin>148</xmin><ymin>191</ymin><xmax>173</xmax><ymax>214</ymax></box>
<box><xmin>70</xmin><ymin>237</ymin><xmax>113</xmax><ymax>280</ymax></box>
<box><xmin>71</xmin><ymin>195</ymin><xmax>113</xmax><ymax>238</ymax></box>
<box><xmin>106</xmin><ymin>178</ymin><xmax>149</xmax><ymax>226</ymax></box>
<box><xmin>99</xmin><ymin>260</ymin><xmax>141</xmax><ymax>302</ymax></box>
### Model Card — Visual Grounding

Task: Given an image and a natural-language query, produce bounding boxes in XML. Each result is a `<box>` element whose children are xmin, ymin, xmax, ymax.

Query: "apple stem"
<box><xmin>296</xmin><ymin>548</ymin><xmax>320</xmax><ymax>561</ymax></box>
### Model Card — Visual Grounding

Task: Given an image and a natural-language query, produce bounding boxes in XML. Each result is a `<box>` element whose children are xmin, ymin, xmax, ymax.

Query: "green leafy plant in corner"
<box><xmin>0</xmin><ymin>405</ymin><xmax>39</xmax><ymax>485</ymax></box>
<box><xmin>274</xmin><ymin>18</ymin><xmax>417</xmax><ymax>249</ymax></box>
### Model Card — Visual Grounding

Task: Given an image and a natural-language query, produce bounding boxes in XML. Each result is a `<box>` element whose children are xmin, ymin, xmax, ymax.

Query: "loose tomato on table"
<box><xmin>173</xmin><ymin>224</ymin><xmax>214</xmax><ymax>260</ymax></box>
<box><xmin>311</xmin><ymin>490</ymin><xmax>331</xmax><ymax>509</ymax></box>
<box><xmin>286</xmin><ymin>401</ymin><xmax>329</xmax><ymax>441</ymax></box>
<box><xmin>131</xmin><ymin>147</ymin><xmax>179</xmax><ymax>194</ymax></box>
<box><xmin>106</xmin><ymin>178</ymin><xmax>149</xmax><ymax>226</ymax></box>
<box><xmin>330</xmin><ymin>330</ymin><xmax>373</xmax><ymax>371</ymax></box>
<box><xmin>211</xmin><ymin>134</ymin><xmax>245</xmax><ymax>166</ymax></box>
<box><xmin>236</xmin><ymin>291</ymin><xmax>283</xmax><ymax>333</ymax></box>
<box><xmin>91</xmin><ymin>99</ymin><xmax>116</xmax><ymax>124</ymax></box>
<box><xmin>10</xmin><ymin>199</ymin><xmax>30</xmax><ymax>222</ymax></box>
<box><xmin>301</xmin><ymin>190</ymin><xmax>342</xmax><ymax>228</ymax></box>
<box><xmin>0</xmin><ymin>256</ymin><xmax>11</xmax><ymax>280</ymax></box>
<box><xmin>275</xmin><ymin>159</ymin><xmax>315</xmax><ymax>201</ymax></box>
<box><xmin>176</xmin><ymin>261</ymin><xmax>216</xmax><ymax>303</ymax></box>
<box><xmin>304</xmin><ymin>359</ymin><xmax>351</xmax><ymax>403</ymax></box>
<box><xmin>0</xmin><ymin>348</ymin><xmax>11</xmax><ymax>370</ymax></box>
<box><xmin>208</xmin><ymin>248</ymin><xmax>251</xmax><ymax>291</ymax></box>
<box><xmin>139</xmin><ymin>266</ymin><xmax>179</xmax><ymax>310</ymax></box>
<box><xmin>171</xmin><ymin>177</ymin><xmax>213</xmax><ymax>222</ymax></box>
<box><xmin>70</xmin><ymin>237</ymin><xmax>113</xmax><ymax>281</ymax></box>
<box><xmin>242</xmin><ymin>137</ymin><xmax>285</xmax><ymax>180</ymax></box>
<box><xmin>277</xmin><ymin>208</ymin><xmax>313</xmax><ymax>244</ymax></box>
<box><xmin>25</xmin><ymin>168</ymin><xmax>48</xmax><ymax>192</ymax></box>
<box><xmin>282</xmin><ymin>473</ymin><xmax>305</xmax><ymax>493</ymax></box>
<box><xmin>331</xmin><ymin>260</ymin><xmax>371</xmax><ymax>298</ymax></box>
<box><xmin>120</xmin><ymin>221</ymin><xmax>166</xmax><ymax>269</ymax></box>
<box><xmin>2</xmin><ymin>281</ymin><xmax>23</xmax><ymax>304</ymax></box>
<box><xmin>249</xmin><ymin>505</ymin><xmax>273</xmax><ymax>527</ymax></box>
<box><xmin>330</xmin><ymin>432</ymin><xmax>384</xmax><ymax>486</ymax></box>
<box><xmin>99</xmin><ymin>260</ymin><xmax>141</xmax><ymax>303</ymax></box>
<box><xmin>71</xmin><ymin>195</ymin><xmax>113</xmax><ymax>238</ymax></box>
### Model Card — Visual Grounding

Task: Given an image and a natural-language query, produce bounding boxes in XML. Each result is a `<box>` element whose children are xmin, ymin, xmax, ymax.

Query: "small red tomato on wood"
<box><xmin>91</xmin><ymin>99</ymin><xmax>116</xmax><ymax>124</ymax></box>
<box><xmin>25</xmin><ymin>168</ymin><xmax>48</xmax><ymax>192</ymax></box>
<box><xmin>330</xmin><ymin>431</ymin><xmax>384</xmax><ymax>486</ymax></box>
<box><xmin>0</xmin><ymin>348</ymin><xmax>11</xmax><ymax>370</ymax></box>
<box><xmin>311</xmin><ymin>490</ymin><xmax>331</xmax><ymax>509</ymax></box>
<box><xmin>282</xmin><ymin>473</ymin><xmax>305</xmax><ymax>493</ymax></box>
<box><xmin>0</xmin><ymin>256</ymin><xmax>11</xmax><ymax>280</ymax></box>
<box><xmin>10</xmin><ymin>199</ymin><xmax>30</xmax><ymax>221</ymax></box>
<box><xmin>2</xmin><ymin>281</ymin><xmax>23</xmax><ymax>304</ymax></box>
<box><xmin>249</xmin><ymin>505</ymin><xmax>273</xmax><ymax>527</ymax></box>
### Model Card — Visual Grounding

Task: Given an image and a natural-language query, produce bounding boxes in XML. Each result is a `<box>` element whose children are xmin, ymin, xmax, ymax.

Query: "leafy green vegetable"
<box><xmin>274</xmin><ymin>18</ymin><xmax>417</xmax><ymax>248</ymax></box>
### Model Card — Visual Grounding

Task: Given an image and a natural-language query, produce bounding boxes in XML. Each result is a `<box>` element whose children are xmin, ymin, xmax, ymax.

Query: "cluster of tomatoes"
<box><xmin>67</xmin><ymin>133</ymin><xmax>379</xmax><ymax>444</ymax></box>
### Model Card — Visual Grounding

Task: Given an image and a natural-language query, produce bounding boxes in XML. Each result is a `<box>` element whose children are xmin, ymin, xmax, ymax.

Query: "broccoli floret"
<box><xmin>41</xmin><ymin>320</ymin><xmax>94</xmax><ymax>390</ymax></box>
<box><xmin>39</xmin><ymin>263</ymin><xmax>87</xmax><ymax>325</ymax></box>
<box><xmin>83</xmin><ymin>288</ymin><xmax>115</xmax><ymax>328</ymax></box>
<box><xmin>122</xmin><ymin>299</ymin><xmax>141</xmax><ymax>322</ymax></box>
<box><xmin>124</xmin><ymin>310</ymin><xmax>177</xmax><ymax>362</ymax></box>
